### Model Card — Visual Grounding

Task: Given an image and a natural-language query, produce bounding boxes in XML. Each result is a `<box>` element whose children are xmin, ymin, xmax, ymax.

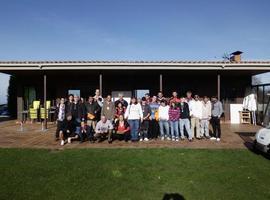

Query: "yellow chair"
<box><xmin>40</xmin><ymin>108</ymin><xmax>49</xmax><ymax>119</ymax></box>
<box><xmin>29</xmin><ymin>108</ymin><xmax>38</xmax><ymax>120</ymax></box>
<box><xmin>33</xmin><ymin>101</ymin><xmax>40</xmax><ymax>109</ymax></box>
<box><xmin>46</xmin><ymin>101</ymin><xmax>51</xmax><ymax>109</ymax></box>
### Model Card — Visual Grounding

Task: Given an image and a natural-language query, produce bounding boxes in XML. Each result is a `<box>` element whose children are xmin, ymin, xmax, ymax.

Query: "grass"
<box><xmin>0</xmin><ymin>148</ymin><xmax>270</xmax><ymax>200</ymax></box>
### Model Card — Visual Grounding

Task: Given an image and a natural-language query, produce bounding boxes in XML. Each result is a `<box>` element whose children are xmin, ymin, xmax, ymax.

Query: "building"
<box><xmin>0</xmin><ymin>55</ymin><xmax>270</xmax><ymax>124</ymax></box>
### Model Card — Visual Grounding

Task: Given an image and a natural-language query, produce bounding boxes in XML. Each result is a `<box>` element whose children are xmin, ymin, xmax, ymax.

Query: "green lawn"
<box><xmin>0</xmin><ymin>148</ymin><xmax>270</xmax><ymax>200</ymax></box>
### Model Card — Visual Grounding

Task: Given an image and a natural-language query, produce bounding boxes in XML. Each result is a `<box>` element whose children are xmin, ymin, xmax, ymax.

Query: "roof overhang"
<box><xmin>0</xmin><ymin>61</ymin><xmax>270</xmax><ymax>71</ymax></box>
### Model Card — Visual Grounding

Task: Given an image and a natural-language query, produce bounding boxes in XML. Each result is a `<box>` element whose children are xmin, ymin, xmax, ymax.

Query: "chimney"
<box><xmin>230</xmin><ymin>51</ymin><xmax>243</xmax><ymax>62</ymax></box>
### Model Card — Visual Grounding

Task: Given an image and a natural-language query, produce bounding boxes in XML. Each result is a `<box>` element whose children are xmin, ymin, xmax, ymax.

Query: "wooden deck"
<box><xmin>0</xmin><ymin>120</ymin><xmax>261</xmax><ymax>149</ymax></box>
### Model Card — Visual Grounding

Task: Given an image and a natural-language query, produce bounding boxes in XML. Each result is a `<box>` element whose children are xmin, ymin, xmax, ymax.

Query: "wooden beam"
<box><xmin>43</xmin><ymin>74</ymin><xmax>47</xmax><ymax>130</ymax></box>
<box><xmin>99</xmin><ymin>74</ymin><xmax>103</xmax><ymax>97</ymax></box>
<box><xmin>159</xmin><ymin>74</ymin><xmax>163</xmax><ymax>92</ymax></box>
<box><xmin>217</xmin><ymin>74</ymin><xmax>220</xmax><ymax>100</ymax></box>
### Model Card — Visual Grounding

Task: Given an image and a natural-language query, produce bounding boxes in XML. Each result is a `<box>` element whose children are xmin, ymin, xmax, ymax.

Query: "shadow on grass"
<box><xmin>162</xmin><ymin>193</ymin><xmax>185</xmax><ymax>200</ymax></box>
<box><xmin>236</xmin><ymin>131</ymin><xmax>270</xmax><ymax>159</ymax></box>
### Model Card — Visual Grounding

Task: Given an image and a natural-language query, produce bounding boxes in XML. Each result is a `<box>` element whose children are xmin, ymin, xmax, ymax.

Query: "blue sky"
<box><xmin>0</xmin><ymin>0</ymin><xmax>270</xmax><ymax>103</ymax></box>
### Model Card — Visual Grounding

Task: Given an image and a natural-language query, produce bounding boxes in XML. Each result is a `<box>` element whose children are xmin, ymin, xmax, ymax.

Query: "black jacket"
<box><xmin>85</xmin><ymin>101</ymin><xmax>101</xmax><ymax>119</ymax></box>
<box><xmin>179</xmin><ymin>102</ymin><xmax>190</xmax><ymax>119</ymax></box>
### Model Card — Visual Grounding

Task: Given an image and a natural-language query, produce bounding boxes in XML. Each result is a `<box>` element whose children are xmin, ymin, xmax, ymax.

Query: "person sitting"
<box><xmin>115</xmin><ymin>102</ymin><xmax>126</xmax><ymax>121</ymax></box>
<box><xmin>114</xmin><ymin>114</ymin><xmax>130</xmax><ymax>142</ymax></box>
<box><xmin>67</xmin><ymin>118</ymin><xmax>87</xmax><ymax>144</ymax></box>
<box><xmin>94</xmin><ymin>115</ymin><xmax>114</xmax><ymax>143</ymax></box>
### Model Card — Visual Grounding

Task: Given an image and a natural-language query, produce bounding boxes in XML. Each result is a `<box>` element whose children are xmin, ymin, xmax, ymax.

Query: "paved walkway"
<box><xmin>0</xmin><ymin>120</ymin><xmax>260</xmax><ymax>150</ymax></box>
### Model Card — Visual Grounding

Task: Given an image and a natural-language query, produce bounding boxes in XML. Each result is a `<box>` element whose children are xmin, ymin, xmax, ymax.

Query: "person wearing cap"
<box><xmin>140</xmin><ymin>97</ymin><xmax>151</xmax><ymax>141</ymax></box>
<box><xmin>124</xmin><ymin>97</ymin><xmax>143</xmax><ymax>142</ymax></box>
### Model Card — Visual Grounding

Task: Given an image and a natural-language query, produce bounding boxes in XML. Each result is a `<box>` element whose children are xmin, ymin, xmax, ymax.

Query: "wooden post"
<box><xmin>43</xmin><ymin>74</ymin><xmax>47</xmax><ymax>130</ymax></box>
<box><xmin>217</xmin><ymin>74</ymin><xmax>220</xmax><ymax>100</ymax></box>
<box><xmin>159</xmin><ymin>74</ymin><xmax>163</xmax><ymax>92</ymax></box>
<box><xmin>99</xmin><ymin>74</ymin><xmax>103</xmax><ymax>96</ymax></box>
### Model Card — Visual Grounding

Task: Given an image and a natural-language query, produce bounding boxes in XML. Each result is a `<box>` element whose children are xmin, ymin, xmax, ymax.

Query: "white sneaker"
<box><xmin>60</xmin><ymin>140</ymin><xmax>65</xmax><ymax>146</ymax></box>
<box><xmin>216</xmin><ymin>138</ymin><xmax>221</xmax><ymax>142</ymax></box>
<box><xmin>176</xmin><ymin>138</ymin><xmax>179</xmax><ymax>142</ymax></box>
<box><xmin>210</xmin><ymin>137</ymin><xmax>216</xmax><ymax>140</ymax></box>
<box><xmin>144</xmin><ymin>138</ymin><xmax>149</xmax><ymax>141</ymax></box>
<box><xmin>167</xmin><ymin>137</ymin><xmax>171</xmax><ymax>141</ymax></box>
<box><xmin>68</xmin><ymin>137</ymin><xmax>71</xmax><ymax>144</ymax></box>
<box><xmin>172</xmin><ymin>138</ymin><xmax>175</xmax><ymax>141</ymax></box>
<box><xmin>139</xmin><ymin>138</ymin><xmax>143</xmax><ymax>142</ymax></box>
<box><xmin>161</xmin><ymin>137</ymin><xmax>165</xmax><ymax>141</ymax></box>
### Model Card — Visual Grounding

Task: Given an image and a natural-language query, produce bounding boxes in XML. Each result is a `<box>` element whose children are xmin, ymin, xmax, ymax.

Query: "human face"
<box><xmin>107</xmin><ymin>95</ymin><xmax>111</xmax><ymax>102</ymax></box>
<box><xmin>118</xmin><ymin>102</ymin><xmax>122</xmax><ymax>108</ymax></box>
<box><xmin>119</xmin><ymin>95</ymin><xmax>123</xmax><ymax>100</ymax></box>
<box><xmin>119</xmin><ymin>115</ymin><xmax>124</xmax><ymax>121</ymax></box>
<box><xmin>161</xmin><ymin>102</ymin><xmax>166</xmax><ymax>106</ymax></box>
<box><xmin>194</xmin><ymin>95</ymin><xmax>199</xmax><ymax>101</ymax></box>
<box><xmin>186</xmin><ymin>92</ymin><xmax>192</xmax><ymax>98</ymax></box>
<box><xmin>69</xmin><ymin>95</ymin><xmax>73</xmax><ymax>102</ymax></box>
<box><xmin>95</xmin><ymin>89</ymin><xmax>100</xmax><ymax>96</ymax></box>
<box><xmin>172</xmin><ymin>92</ymin><xmax>177</xmax><ymax>97</ymax></box>
<box><xmin>152</xmin><ymin>96</ymin><xmax>157</xmax><ymax>103</ymax></box>
<box><xmin>131</xmin><ymin>98</ymin><xmax>136</xmax><ymax>104</ymax></box>
<box><xmin>60</xmin><ymin>98</ymin><xmax>65</xmax><ymax>104</ymax></box>
<box><xmin>101</xmin><ymin>116</ymin><xmax>106</xmax><ymax>123</ymax></box>
<box><xmin>74</xmin><ymin>95</ymin><xmax>79</xmax><ymax>102</ymax></box>
<box><xmin>158</xmin><ymin>92</ymin><xmax>163</xmax><ymax>98</ymax></box>
<box><xmin>203</xmin><ymin>97</ymin><xmax>208</xmax><ymax>103</ymax></box>
<box><xmin>88</xmin><ymin>96</ymin><xmax>93</xmax><ymax>103</ymax></box>
<box><xmin>180</xmin><ymin>98</ymin><xmax>185</xmax><ymax>103</ymax></box>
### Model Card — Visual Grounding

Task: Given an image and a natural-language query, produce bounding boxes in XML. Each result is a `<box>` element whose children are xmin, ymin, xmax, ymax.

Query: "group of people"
<box><xmin>55</xmin><ymin>89</ymin><xmax>223</xmax><ymax>146</ymax></box>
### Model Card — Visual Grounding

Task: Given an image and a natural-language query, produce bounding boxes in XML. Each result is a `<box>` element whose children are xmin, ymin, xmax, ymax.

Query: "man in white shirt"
<box><xmin>200</xmin><ymin>96</ymin><xmax>212</xmax><ymax>139</ymax></box>
<box><xmin>189</xmin><ymin>95</ymin><xmax>203</xmax><ymax>139</ymax></box>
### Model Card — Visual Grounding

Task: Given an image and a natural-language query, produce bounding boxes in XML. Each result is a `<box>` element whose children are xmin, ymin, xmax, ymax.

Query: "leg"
<box><xmin>195</xmin><ymin>118</ymin><xmax>201</xmax><ymax>138</ymax></box>
<box><xmin>169</xmin><ymin>121</ymin><xmax>174</xmax><ymax>139</ymax></box>
<box><xmin>204</xmin><ymin>120</ymin><xmax>210</xmax><ymax>137</ymax></box>
<box><xmin>159</xmin><ymin>120</ymin><xmax>165</xmax><ymax>138</ymax></box>
<box><xmin>184</xmin><ymin>119</ymin><xmax>192</xmax><ymax>140</ymax></box>
<box><xmin>216</xmin><ymin>118</ymin><xmax>221</xmax><ymax>139</ymax></box>
<box><xmin>179</xmin><ymin>119</ymin><xmax>185</xmax><ymax>139</ymax></box>
<box><xmin>174</xmin><ymin>121</ymin><xmax>179</xmax><ymax>139</ymax></box>
<box><xmin>190</xmin><ymin>117</ymin><xmax>195</xmax><ymax>138</ymax></box>
<box><xmin>164</xmin><ymin>121</ymin><xmax>170</xmax><ymax>139</ymax></box>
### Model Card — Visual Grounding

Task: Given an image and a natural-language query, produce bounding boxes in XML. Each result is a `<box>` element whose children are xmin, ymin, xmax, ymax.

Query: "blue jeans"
<box><xmin>159</xmin><ymin>120</ymin><xmax>170</xmax><ymax>138</ymax></box>
<box><xmin>170</xmin><ymin>120</ymin><xmax>179</xmax><ymax>139</ymax></box>
<box><xmin>128</xmin><ymin>119</ymin><xmax>140</xmax><ymax>141</ymax></box>
<box><xmin>179</xmin><ymin>118</ymin><xmax>192</xmax><ymax>139</ymax></box>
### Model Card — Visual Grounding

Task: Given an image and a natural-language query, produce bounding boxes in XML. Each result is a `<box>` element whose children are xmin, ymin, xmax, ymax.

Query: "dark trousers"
<box><xmin>86</xmin><ymin>126</ymin><xmax>94</xmax><ymax>141</ymax></box>
<box><xmin>149</xmin><ymin>119</ymin><xmax>159</xmax><ymax>139</ymax></box>
<box><xmin>211</xmin><ymin>116</ymin><xmax>221</xmax><ymax>138</ymax></box>
<box><xmin>114</xmin><ymin>132</ymin><xmax>130</xmax><ymax>142</ymax></box>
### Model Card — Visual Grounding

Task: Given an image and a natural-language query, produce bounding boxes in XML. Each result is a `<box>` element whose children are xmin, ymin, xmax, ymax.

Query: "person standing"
<box><xmin>85</xmin><ymin>96</ymin><xmax>100</xmax><ymax>142</ymax></box>
<box><xmin>149</xmin><ymin>96</ymin><xmax>160</xmax><ymax>139</ymax></box>
<box><xmin>210</xmin><ymin>96</ymin><xmax>223</xmax><ymax>141</ymax></box>
<box><xmin>140</xmin><ymin>97</ymin><xmax>151</xmax><ymax>141</ymax></box>
<box><xmin>169</xmin><ymin>102</ymin><xmax>180</xmax><ymax>141</ymax></box>
<box><xmin>201</xmin><ymin>96</ymin><xmax>212</xmax><ymax>139</ymax></box>
<box><xmin>124</xmin><ymin>97</ymin><xmax>143</xmax><ymax>142</ymax></box>
<box><xmin>69</xmin><ymin>95</ymin><xmax>86</xmax><ymax>143</ymax></box>
<box><xmin>169</xmin><ymin>91</ymin><xmax>181</xmax><ymax>105</ymax></box>
<box><xmin>101</xmin><ymin>95</ymin><xmax>115</xmax><ymax>122</ymax></box>
<box><xmin>189</xmin><ymin>95</ymin><xmax>203</xmax><ymax>139</ymax></box>
<box><xmin>114</xmin><ymin>93</ymin><xmax>128</xmax><ymax>108</ymax></box>
<box><xmin>158</xmin><ymin>100</ymin><xmax>170</xmax><ymax>140</ymax></box>
<box><xmin>55</xmin><ymin>98</ymin><xmax>67</xmax><ymax>145</ymax></box>
<box><xmin>179</xmin><ymin>97</ymin><xmax>193</xmax><ymax>141</ymax></box>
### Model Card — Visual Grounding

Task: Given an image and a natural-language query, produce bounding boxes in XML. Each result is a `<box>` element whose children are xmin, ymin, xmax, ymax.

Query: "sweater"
<box><xmin>124</xmin><ymin>104</ymin><xmax>143</xmax><ymax>120</ymax></box>
<box><xmin>212</xmin><ymin>101</ymin><xmax>223</xmax><ymax>117</ymax></box>
<box><xmin>101</xmin><ymin>101</ymin><xmax>115</xmax><ymax>120</ymax></box>
<box><xmin>179</xmin><ymin>102</ymin><xmax>190</xmax><ymax>119</ymax></box>
<box><xmin>169</xmin><ymin>107</ymin><xmax>180</xmax><ymax>121</ymax></box>
<box><xmin>189</xmin><ymin>100</ymin><xmax>203</xmax><ymax>119</ymax></box>
<box><xmin>158</xmin><ymin>105</ymin><xmax>170</xmax><ymax>121</ymax></box>
<box><xmin>201</xmin><ymin>101</ymin><xmax>212</xmax><ymax>120</ymax></box>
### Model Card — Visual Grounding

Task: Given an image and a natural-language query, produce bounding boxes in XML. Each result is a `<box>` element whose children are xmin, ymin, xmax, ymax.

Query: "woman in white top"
<box><xmin>124</xmin><ymin>97</ymin><xmax>143</xmax><ymax>141</ymax></box>
<box><xmin>158</xmin><ymin>100</ymin><xmax>170</xmax><ymax>140</ymax></box>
